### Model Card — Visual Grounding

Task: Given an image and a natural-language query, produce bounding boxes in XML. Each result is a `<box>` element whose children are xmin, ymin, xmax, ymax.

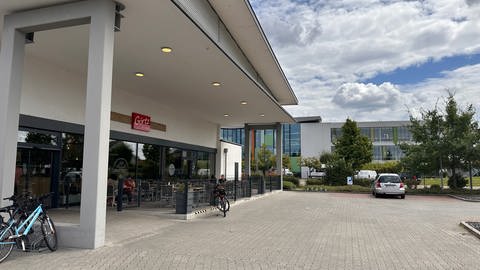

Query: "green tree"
<box><xmin>256</xmin><ymin>144</ymin><xmax>274</xmax><ymax>176</ymax></box>
<box><xmin>334</xmin><ymin>119</ymin><xmax>373</xmax><ymax>172</ymax></box>
<box><xmin>300</xmin><ymin>156</ymin><xmax>322</xmax><ymax>171</ymax></box>
<box><xmin>282</xmin><ymin>154</ymin><xmax>291</xmax><ymax>170</ymax></box>
<box><xmin>401</xmin><ymin>94</ymin><xmax>480</xmax><ymax>188</ymax></box>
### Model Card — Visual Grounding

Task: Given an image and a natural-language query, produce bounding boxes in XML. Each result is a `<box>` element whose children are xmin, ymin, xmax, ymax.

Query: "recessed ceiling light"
<box><xmin>161</xmin><ymin>47</ymin><xmax>172</xmax><ymax>53</ymax></box>
<box><xmin>212</xmin><ymin>82</ymin><xmax>221</xmax><ymax>87</ymax></box>
<box><xmin>240</xmin><ymin>101</ymin><xmax>247</xmax><ymax>105</ymax></box>
<box><xmin>260</xmin><ymin>114</ymin><xmax>265</xmax><ymax>117</ymax></box>
<box><xmin>224</xmin><ymin>114</ymin><xmax>230</xmax><ymax>117</ymax></box>
<box><xmin>135</xmin><ymin>72</ymin><xmax>145</xmax><ymax>77</ymax></box>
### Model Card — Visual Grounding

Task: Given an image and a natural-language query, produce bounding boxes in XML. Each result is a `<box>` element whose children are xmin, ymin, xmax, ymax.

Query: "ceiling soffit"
<box><xmin>0</xmin><ymin>0</ymin><xmax>296</xmax><ymax>126</ymax></box>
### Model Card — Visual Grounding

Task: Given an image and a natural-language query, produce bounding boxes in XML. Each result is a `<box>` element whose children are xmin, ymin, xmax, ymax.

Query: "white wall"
<box><xmin>20</xmin><ymin>54</ymin><xmax>218</xmax><ymax>148</ymax></box>
<box><xmin>301</xmin><ymin>122</ymin><xmax>340</xmax><ymax>158</ymax></box>
<box><xmin>217</xmin><ymin>141</ymin><xmax>242</xmax><ymax>180</ymax></box>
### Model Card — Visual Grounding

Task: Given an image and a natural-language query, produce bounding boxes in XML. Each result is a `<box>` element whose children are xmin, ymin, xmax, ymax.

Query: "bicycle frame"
<box><xmin>0</xmin><ymin>204</ymin><xmax>44</xmax><ymax>247</ymax></box>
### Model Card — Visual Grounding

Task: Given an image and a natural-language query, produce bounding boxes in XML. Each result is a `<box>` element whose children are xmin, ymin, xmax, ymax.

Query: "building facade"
<box><xmin>0</xmin><ymin>0</ymin><xmax>297</xmax><ymax>249</ymax></box>
<box><xmin>221</xmin><ymin>119</ymin><xmax>412</xmax><ymax>174</ymax></box>
<box><xmin>301</xmin><ymin>121</ymin><xmax>412</xmax><ymax>162</ymax></box>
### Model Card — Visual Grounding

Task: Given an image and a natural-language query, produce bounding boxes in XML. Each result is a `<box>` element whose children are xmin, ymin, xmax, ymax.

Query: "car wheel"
<box><xmin>401</xmin><ymin>195</ymin><xmax>405</xmax><ymax>199</ymax></box>
<box><xmin>375</xmin><ymin>193</ymin><xmax>380</xmax><ymax>198</ymax></box>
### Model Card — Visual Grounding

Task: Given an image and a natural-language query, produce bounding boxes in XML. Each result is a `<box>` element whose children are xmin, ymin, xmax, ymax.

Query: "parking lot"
<box><xmin>3</xmin><ymin>191</ymin><xmax>480</xmax><ymax>269</ymax></box>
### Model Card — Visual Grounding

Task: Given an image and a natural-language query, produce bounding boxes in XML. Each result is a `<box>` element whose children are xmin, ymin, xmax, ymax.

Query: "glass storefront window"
<box><xmin>59</xmin><ymin>133</ymin><xmax>84</xmax><ymax>207</ymax></box>
<box><xmin>108</xmin><ymin>140</ymin><xmax>138</xmax><ymax>180</ymax></box>
<box><xmin>137</xmin><ymin>144</ymin><xmax>161</xmax><ymax>180</ymax></box>
<box><xmin>164</xmin><ymin>147</ymin><xmax>183</xmax><ymax>180</ymax></box>
<box><xmin>18</xmin><ymin>130</ymin><xmax>58</xmax><ymax>146</ymax></box>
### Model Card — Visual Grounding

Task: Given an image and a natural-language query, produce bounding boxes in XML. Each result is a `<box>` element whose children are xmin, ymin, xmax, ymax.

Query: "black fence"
<box><xmin>112</xmin><ymin>176</ymin><xmax>281</xmax><ymax>214</ymax></box>
<box><xmin>175</xmin><ymin>175</ymin><xmax>282</xmax><ymax>214</ymax></box>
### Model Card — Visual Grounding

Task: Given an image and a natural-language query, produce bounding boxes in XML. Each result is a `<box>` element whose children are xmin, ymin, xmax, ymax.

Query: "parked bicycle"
<box><xmin>213</xmin><ymin>185</ymin><xmax>230</xmax><ymax>217</ymax></box>
<box><xmin>0</xmin><ymin>193</ymin><xmax>57</xmax><ymax>263</ymax></box>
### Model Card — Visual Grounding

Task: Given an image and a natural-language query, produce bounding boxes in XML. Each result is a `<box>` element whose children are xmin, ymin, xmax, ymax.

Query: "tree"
<box><xmin>333</xmin><ymin>119</ymin><xmax>373</xmax><ymax>172</ymax></box>
<box><xmin>401</xmin><ymin>93</ymin><xmax>480</xmax><ymax>188</ymax></box>
<box><xmin>282</xmin><ymin>154</ymin><xmax>291</xmax><ymax>170</ymax></box>
<box><xmin>256</xmin><ymin>144</ymin><xmax>274</xmax><ymax>176</ymax></box>
<box><xmin>300</xmin><ymin>156</ymin><xmax>322</xmax><ymax>171</ymax></box>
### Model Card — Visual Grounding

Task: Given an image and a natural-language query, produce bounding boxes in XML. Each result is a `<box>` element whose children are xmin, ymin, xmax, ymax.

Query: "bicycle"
<box><xmin>0</xmin><ymin>193</ymin><xmax>57</xmax><ymax>263</ymax></box>
<box><xmin>213</xmin><ymin>188</ymin><xmax>230</xmax><ymax>217</ymax></box>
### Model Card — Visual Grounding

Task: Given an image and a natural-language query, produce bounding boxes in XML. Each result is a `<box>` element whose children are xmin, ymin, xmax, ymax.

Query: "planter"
<box><xmin>175</xmin><ymin>191</ymin><xmax>193</xmax><ymax>214</ymax></box>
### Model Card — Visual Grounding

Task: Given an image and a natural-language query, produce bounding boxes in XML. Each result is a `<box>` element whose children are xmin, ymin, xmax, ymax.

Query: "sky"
<box><xmin>250</xmin><ymin>0</ymin><xmax>480</xmax><ymax>122</ymax></box>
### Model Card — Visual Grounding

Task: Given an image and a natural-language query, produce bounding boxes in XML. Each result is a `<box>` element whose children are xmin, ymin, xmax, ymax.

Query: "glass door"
<box><xmin>16</xmin><ymin>148</ymin><xmax>57</xmax><ymax>206</ymax></box>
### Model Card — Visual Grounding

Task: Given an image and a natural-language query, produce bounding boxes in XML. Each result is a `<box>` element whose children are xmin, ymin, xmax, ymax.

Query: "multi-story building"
<box><xmin>221</xmin><ymin>119</ymin><xmax>413</xmax><ymax>174</ymax></box>
<box><xmin>301</xmin><ymin>121</ymin><xmax>412</xmax><ymax>161</ymax></box>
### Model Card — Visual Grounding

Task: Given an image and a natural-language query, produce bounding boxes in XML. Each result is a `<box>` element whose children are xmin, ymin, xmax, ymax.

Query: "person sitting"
<box><xmin>123</xmin><ymin>176</ymin><xmax>136</xmax><ymax>203</ymax></box>
<box><xmin>213</xmin><ymin>174</ymin><xmax>226</xmax><ymax>198</ymax></box>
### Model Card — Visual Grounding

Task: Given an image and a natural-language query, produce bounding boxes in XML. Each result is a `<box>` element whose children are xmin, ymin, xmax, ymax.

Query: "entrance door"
<box><xmin>15</xmin><ymin>148</ymin><xmax>58</xmax><ymax>207</ymax></box>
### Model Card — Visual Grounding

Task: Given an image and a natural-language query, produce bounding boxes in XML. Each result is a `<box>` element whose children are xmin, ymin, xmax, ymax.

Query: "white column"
<box><xmin>0</xmin><ymin>25</ymin><xmax>26</xmax><ymax>206</ymax></box>
<box><xmin>78</xmin><ymin>0</ymin><xmax>116</xmax><ymax>249</ymax></box>
<box><xmin>276</xmin><ymin>123</ymin><xmax>283</xmax><ymax>190</ymax></box>
<box><xmin>244</xmin><ymin>124</ymin><xmax>251</xmax><ymax>176</ymax></box>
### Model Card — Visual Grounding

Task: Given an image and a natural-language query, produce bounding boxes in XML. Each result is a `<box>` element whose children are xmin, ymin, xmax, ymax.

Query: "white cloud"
<box><xmin>332</xmin><ymin>82</ymin><xmax>402</xmax><ymax>109</ymax></box>
<box><xmin>250</xmin><ymin>0</ymin><xmax>480</xmax><ymax>121</ymax></box>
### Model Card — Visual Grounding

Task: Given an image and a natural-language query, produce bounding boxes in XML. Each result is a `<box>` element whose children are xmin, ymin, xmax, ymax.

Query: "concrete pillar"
<box><xmin>276</xmin><ymin>123</ymin><xmax>283</xmax><ymax>190</ymax></box>
<box><xmin>244</xmin><ymin>124</ymin><xmax>251</xmax><ymax>176</ymax></box>
<box><xmin>0</xmin><ymin>25</ymin><xmax>26</xmax><ymax>206</ymax></box>
<box><xmin>78</xmin><ymin>0</ymin><xmax>116</xmax><ymax>249</ymax></box>
<box><xmin>0</xmin><ymin>0</ymin><xmax>116</xmax><ymax>248</ymax></box>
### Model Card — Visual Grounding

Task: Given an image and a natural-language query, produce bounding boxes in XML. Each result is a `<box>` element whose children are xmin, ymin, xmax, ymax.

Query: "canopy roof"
<box><xmin>0</xmin><ymin>0</ymin><xmax>297</xmax><ymax>126</ymax></box>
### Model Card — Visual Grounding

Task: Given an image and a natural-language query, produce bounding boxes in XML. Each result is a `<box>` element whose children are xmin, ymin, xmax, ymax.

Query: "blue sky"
<box><xmin>250</xmin><ymin>0</ymin><xmax>480</xmax><ymax>121</ymax></box>
<box><xmin>365</xmin><ymin>53</ymin><xmax>480</xmax><ymax>85</ymax></box>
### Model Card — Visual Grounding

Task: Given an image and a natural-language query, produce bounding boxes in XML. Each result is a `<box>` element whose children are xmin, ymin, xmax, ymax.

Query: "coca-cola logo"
<box><xmin>131</xmin><ymin>112</ymin><xmax>151</xmax><ymax>132</ymax></box>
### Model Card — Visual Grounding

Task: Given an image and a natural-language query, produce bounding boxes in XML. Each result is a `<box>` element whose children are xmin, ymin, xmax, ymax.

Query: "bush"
<box><xmin>283</xmin><ymin>176</ymin><xmax>299</xmax><ymax>186</ymax></box>
<box><xmin>306</xmin><ymin>178</ymin><xmax>324</xmax><ymax>185</ymax></box>
<box><xmin>325</xmin><ymin>157</ymin><xmax>353</xmax><ymax>186</ymax></box>
<box><xmin>448</xmin><ymin>174</ymin><xmax>467</xmax><ymax>189</ymax></box>
<box><xmin>283</xmin><ymin>181</ymin><xmax>296</xmax><ymax>190</ymax></box>
<box><xmin>353</xmin><ymin>178</ymin><xmax>372</xmax><ymax>187</ymax></box>
<box><xmin>429</xmin><ymin>184</ymin><xmax>441</xmax><ymax>192</ymax></box>
<box><xmin>404</xmin><ymin>179</ymin><xmax>418</xmax><ymax>189</ymax></box>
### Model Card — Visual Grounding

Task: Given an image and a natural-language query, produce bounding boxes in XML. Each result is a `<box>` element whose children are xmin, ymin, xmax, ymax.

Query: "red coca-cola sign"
<box><xmin>131</xmin><ymin>112</ymin><xmax>151</xmax><ymax>132</ymax></box>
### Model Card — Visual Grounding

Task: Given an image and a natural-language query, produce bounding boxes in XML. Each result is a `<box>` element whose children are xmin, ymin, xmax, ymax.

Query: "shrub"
<box><xmin>353</xmin><ymin>178</ymin><xmax>372</xmax><ymax>187</ymax></box>
<box><xmin>325</xmin><ymin>158</ymin><xmax>352</xmax><ymax>186</ymax></box>
<box><xmin>448</xmin><ymin>174</ymin><xmax>467</xmax><ymax>189</ymax></box>
<box><xmin>283</xmin><ymin>181</ymin><xmax>296</xmax><ymax>190</ymax></box>
<box><xmin>306</xmin><ymin>178</ymin><xmax>324</xmax><ymax>185</ymax></box>
<box><xmin>283</xmin><ymin>176</ymin><xmax>299</xmax><ymax>186</ymax></box>
<box><xmin>404</xmin><ymin>179</ymin><xmax>418</xmax><ymax>189</ymax></box>
<box><xmin>429</xmin><ymin>184</ymin><xmax>441</xmax><ymax>193</ymax></box>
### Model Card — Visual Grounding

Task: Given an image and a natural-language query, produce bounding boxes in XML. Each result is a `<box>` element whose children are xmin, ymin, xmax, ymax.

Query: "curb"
<box><xmin>460</xmin><ymin>221</ymin><xmax>480</xmax><ymax>239</ymax></box>
<box><xmin>448</xmin><ymin>194</ymin><xmax>480</xmax><ymax>202</ymax></box>
<box><xmin>184</xmin><ymin>190</ymin><xmax>282</xmax><ymax>220</ymax></box>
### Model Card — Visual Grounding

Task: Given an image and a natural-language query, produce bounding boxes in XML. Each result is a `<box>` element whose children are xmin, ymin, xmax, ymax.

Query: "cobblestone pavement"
<box><xmin>3</xmin><ymin>192</ymin><xmax>480</xmax><ymax>269</ymax></box>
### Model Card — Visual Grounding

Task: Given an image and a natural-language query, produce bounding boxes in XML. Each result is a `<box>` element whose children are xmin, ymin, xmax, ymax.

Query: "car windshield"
<box><xmin>379</xmin><ymin>175</ymin><xmax>400</xmax><ymax>183</ymax></box>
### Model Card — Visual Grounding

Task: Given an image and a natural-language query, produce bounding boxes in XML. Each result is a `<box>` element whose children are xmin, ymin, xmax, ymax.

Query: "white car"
<box><xmin>283</xmin><ymin>168</ymin><xmax>294</xmax><ymax>176</ymax></box>
<box><xmin>372</xmin><ymin>173</ymin><xmax>405</xmax><ymax>199</ymax></box>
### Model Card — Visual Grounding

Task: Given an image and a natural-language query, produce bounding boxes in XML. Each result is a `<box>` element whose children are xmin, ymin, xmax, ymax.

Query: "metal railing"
<box><xmin>113</xmin><ymin>176</ymin><xmax>281</xmax><ymax>214</ymax></box>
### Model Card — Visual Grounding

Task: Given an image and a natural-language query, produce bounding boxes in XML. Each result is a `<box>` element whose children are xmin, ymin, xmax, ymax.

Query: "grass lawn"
<box><xmin>420</xmin><ymin>176</ymin><xmax>480</xmax><ymax>187</ymax></box>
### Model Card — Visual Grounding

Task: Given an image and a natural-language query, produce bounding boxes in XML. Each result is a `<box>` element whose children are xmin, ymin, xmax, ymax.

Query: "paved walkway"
<box><xmin>3</xmin><ymin>192</ymin><xmax>480</xmax><ymax>269</ymax></box>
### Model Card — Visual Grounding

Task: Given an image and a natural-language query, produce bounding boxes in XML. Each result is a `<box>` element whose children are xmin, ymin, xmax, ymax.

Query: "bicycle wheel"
<box><xmin>0</xmin><ymin>224</ymin><xmax>14</xmax><ymax>263</ymax></box>
<box><xmin>220</xmin><ymin>199</ymin><xmax>226</xmax><ymax>217</ymax></box>
<box><xmin>41</xmin><ymin>215</ymin><xmax>57</xmax><ymax>251</ymax></box>
<box><xmin>215</xmin><ymin>197</ymin><xmax>223</xmax><ymax>212</ymax></box>
<box><xmin>224</xmin><ymin>198</ymin><xmax>230</xmax><ymax>212</ymax></box>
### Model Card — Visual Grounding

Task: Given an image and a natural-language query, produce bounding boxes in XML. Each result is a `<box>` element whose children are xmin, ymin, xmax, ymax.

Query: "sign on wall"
<box><xmin>131</xmin><ymin>112</ymin><xmax>151</xmax><ymax>132</ymax></box>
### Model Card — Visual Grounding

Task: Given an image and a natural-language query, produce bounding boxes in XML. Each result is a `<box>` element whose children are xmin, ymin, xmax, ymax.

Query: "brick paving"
<box><xmin>2</xmin><ymin>192</ymin><xmax>480</xmax><ymax>269</ymax></box>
